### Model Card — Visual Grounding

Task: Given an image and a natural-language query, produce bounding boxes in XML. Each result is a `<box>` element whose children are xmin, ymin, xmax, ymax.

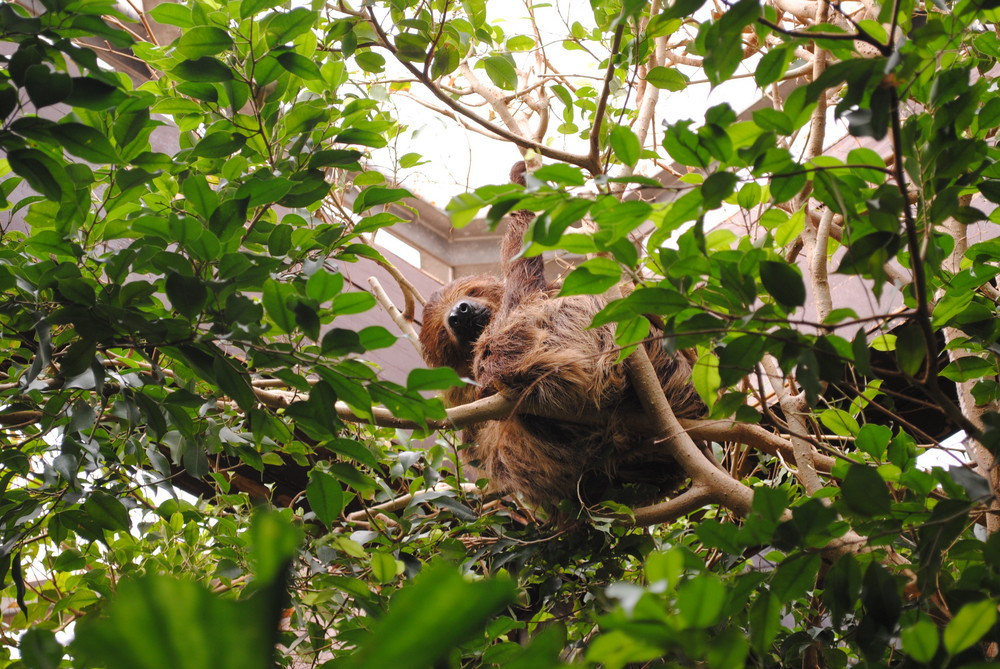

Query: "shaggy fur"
<box><xmin>420</xmin><ymin>162</ymin><xmax>703</xmax><ymax>509</ymax></box>
<box><xmin>419</xmin><ymin>274</ymin><xmax>504</xmax><ymax>409</ymax></box>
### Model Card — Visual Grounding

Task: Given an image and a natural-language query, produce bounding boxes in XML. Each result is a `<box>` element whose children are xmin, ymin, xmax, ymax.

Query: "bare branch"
<box><xmin>345</xmin><ymin>482</ymin><xmax>481</xmax><ymax>522</ymax></box>
<box><xmin>806</xmin><ymin>207</ymin><xmax>834</xmax><ymax>325</ymax></box>
<box><xmin>362</xmin><ymin>7</ymin><xmax>597</xmax><ymax>171</ymax></box>
<box><xmin>762</xmin><ymin>356</ymin><xmax>827</xmax><ymax>495</ymax></box>
<box><xmin>589</xmin><ymin>22</ymin><xmax>626</xmax><ymax>173</ymax></box>
<box><xmin>629</xmin><ymin>485</ymin><xmax>716</xmax><ymax>525</ymax></box>
<box><xmin>363</xmin><ymin>235</ymin><xmax>426</xmax><ymax>316</ymax></box>
<box><xmin>368</xmin><ymin>277</ymin><xmax>422</xmax><ymax>357</ymax></box>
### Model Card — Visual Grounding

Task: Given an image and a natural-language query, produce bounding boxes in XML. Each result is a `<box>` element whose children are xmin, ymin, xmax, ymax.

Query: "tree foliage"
<box><xmin>1</xmin><ymin>0</ymin><xmax>1000</xmax><ymax>666</ymax></box>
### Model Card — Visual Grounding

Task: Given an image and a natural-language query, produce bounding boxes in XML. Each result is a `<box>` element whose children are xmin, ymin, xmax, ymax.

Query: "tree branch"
<box><xmin>629</xmin><ymin>485</ymin><xmax>716</xmax><ymax>525</ymax></box>
<box><xmin>368</xmin><ymin>277</ymin><xmax>422</xmax><ymax>357</ymax></box>
<box><xmin>589</xmin><ymin>21</ymin><xmax>626</xmax><ymax>174</ymax></box>
<box><xmin>363</xmin><ymin>7</ymin><xmax>597</xmax><ymax>172</ymax></box>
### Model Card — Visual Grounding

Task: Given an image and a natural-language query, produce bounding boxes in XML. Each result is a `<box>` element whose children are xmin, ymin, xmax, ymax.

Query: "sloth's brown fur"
<box><xmin>419</xmin><ymin>274</ymin><xmax>503</xmax><ymax>408</ymax></box>
<box><xmin>419</xmin><ymin>162</ymin><xmax>703</xmax><ymax>509</ymax></box>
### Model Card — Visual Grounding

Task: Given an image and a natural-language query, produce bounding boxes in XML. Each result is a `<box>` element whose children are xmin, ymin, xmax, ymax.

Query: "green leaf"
<box><xmin>181</xmin><ymin>176</ymin><xmax>217</xmax><ymax>219</ymax></box>
<box><xmin>943</xmin><ymin>599</ymin><xmax>997</xmax><ymax>655</ymax></box>
<box><xmin>332</xmin><ymin>291</ymin><xmax>376</xmax><ymax>315</ymax></box>
<box><xmin>819</xmin><ymin>408</ymin><xmax>859</xmax><ymax>437</ymax></box>
<box><xmin>695</xmin><ymin>519</ymin><xmax>742</xmax><ymax>553</ymax></box>
<box><xmin>894</xmin><ymin>323</ymin><xmax>926</xmax><ymax>377</ymax></box>
<box><xmin>482</xmin><ymin>55</ymin><xmax>517</xmax><ymax>90</ymax></box>
<box><xmin>644</xmin><ymin>66</ymin><xmax>687</xmax><ymax>91</ymax></box>
<box><xmin>855</xmin><ymin>424</ymin><xmax>891</xmax><ymax>459</ymax></box>
<box><xmin>335</xmin><ymin>128</ymin><xmax>388</xmax><ymax>148</ymax></box>
<box><xmin>236</xmin><ymin>173</ymin><xmax>292</xmax><ymax>207</ymax></box>
<box><xmin>165</xmin><ymin>273</ymin><xmax>207</xmax><ymax>319</ymax></box>
<box><xmin>262</xmin><ymin>280</ymin><xmax>296</xmax><ymax>333</ymax></box>
<box><xmin>320</xmin><ymin>370</ymin><xmax>372</xmax><ymax>419</ymax></box>
<box><xmin>663</xmin><ymin>121</ymin><xmax>710</xmax><ymax>167</ymax></box>
<box><xmin>900</xmin><ymin>618</ymin><xmax>939</xmax><ymax>663</ymax></box>
<box><xmin>370</xmin><ymin>552</ymin><xmax>398</xmax><ymax>584</ymax></box>
<box><xmin>771</xmin><ymin>554</ymin><xmax>821</xmax><ymax>603</ymax></box>
<box><xmin>84</xmin><ymin>491</ymin><xmax>131</xmax><ymax>532</ymax></box>
<box><xmin>701</xmin><ymin>171</ymin><xmax>737</xmax><ymax>209</ymax></box>
<box><xmin>356</xmin><ymin>50</ymin><xmax>386</xmax><ymax>73</ymax></box>
<box><xmin>407</xmin><ymin>367</ymin><xmax>464</xmax><ymax>392</ymax></box>
<box><xmin>559</xmin><ymin>258</ymin><xmax>621</xmax><ymax>296</ymax></box>
<box><xmin>191</xmin><ymin>132</ymin><xmax>247</xmax><ymax>159</ymax></box>
<box><xmin>20</xmin><ymin>628</ymin><xmax>62</xmax><ymax>669</ymax></box>
<box><xmin>755</xmin><ymin>46</ymin><xmax>792</xmax><ymax>88</ymax></box>
<box><xmin>51</xmin><ymin>122</ymin><xmax>120</xmax><ymax>164</ymax></box>
<box><xmin>359</xmin><ymin>326</ymin><xmax>396</xmax><ymax>350</ymax></box>
<box><xmin>75</xmin><ymin>569</ymin><xmax>286</xmax><ymax>669</ymax></box>
<box><xmin>394</xmin><ymin>33</ymin><xmax>429</xmax><ymax>61</ymax></box>
<box><xmin>307</xmin><ymin>470</ymin><xmax>344</xmax><ymax>526</ymax></box>
<box><xmin>24</xmin><ymin>65</ymin><xmax>71</xmax><ymax>108</ymax></box>
<box><xmin>175</xmin><ymin>27</ymin><xmax>234</xmax><ymax>59</ymax></box>
<box><xmin>344</xmin><ymin>562</ymin><xmax>516</xmax><ymax>669</ymax></box>
<box><xmin>749</xmin><ymin>594</ymin><xmax>781</xmax><ymax>654</ymax></box>
<box><xmin>8</xmin><ymin>148</ymin><xmax>66</xmax><ymax>200</ymax></box>
<box><xmin>173</xmin><ymin>58</ymin><xmax>234</xmax><ymax>82</ymax></box>
<box><xmin>692</xmin><ymin>351</ymin><xmax>721</xmax><ymax>410</ymax></box>
<box><xmin>506</xmin><ymin>35</ymin><xmax>535</xmax><ymax>51</ymax></box>
<box><xmin>239</xmin><ymin>0</ymin><xmax>285</xmax><ymax>18</ymax></box>
<box><xmin>247</xmin><ymin>510</ymin><xmax>302</xmax><ymax>584</ymax></box>
<box><xmin>610</xmin><ymin>125</ymin><xmax>641</xmax><ymax>167</ymax></box>
<box><xmin>677</xmin><ymin>574</ymin><xmax>726</xmax><ymax>628</ymax></box>
<box><xmin>662</xmin><ymin>0</ymin><xmax>707</xmax><ymax>20</ymax></box>
<box><xmin>276</xmin><ymin>51</ymin><xmax>323</xmax><ymax>80</ymax></box>
<box><xmin>353</xmin><ymin>186</ymin><xmax>411</xmax><ymax>213</ymax></box>
<box><xmin>940</xmin><ymin>356</ymin><xmax>995</xmax><ymax>382</ymax></box>
<box><xmin>329</xmin><ymin>462</ymin><xmax>377</xmax><ymax>496</ymax></box>
<box><xmin>842</xmin><ymin>465</ymin><xmax>891</xmax><ymax>517</ymax></box>
<box><xmin>824</xmin><ymin>555</ymin><xmax>862</xmax><ymax>627</ymax></box>
<box><xmin>534</xmin><ymin>163</ymin><xmax>586</xmax><ymax>186</ymax></box>
<box><xmin>586</xmin><ymin>630</ymin><xmax>662</xmax><ymax>668</ymax></box>
<box><xmin>430</xmin><ymin>43</ymin><xmax>460</xmax><ymax>78</ymax></box>
<box><xmin>759</xmin><ymin>260</ymin><xmax>805</xmax><ymax>309</ymax></box>
<box><xmin>753</xmin><ymin>108</ymin><xmax>795</xmax><ymax>135</ymax></box>
<box><xmin>149</xmin><ymin>2</ymin><xmax>192</xmax><ymax>27</ymax></box>
<box><xmin>306</xmin><ymin>270</ymin><xmax>344</xmax><ymax>302</ymax></box>
<box><xmin>213</xmin><ymin>355</ymin><xmax>256</xmax><ymax>413</ymax></box>
<box><xmin>614</xmin><ymin>316</ymin><xmax>650</xmax><ymax>358</ymax></box>
<box><xmin>310</xmin><ymin>149</ymin><xmax>363</xmax><ymax>168</ymax></box>
<box><xmin>266</xmin><ymin>8</ymin><xmax>317</xmax><ymax>47</ymax></box>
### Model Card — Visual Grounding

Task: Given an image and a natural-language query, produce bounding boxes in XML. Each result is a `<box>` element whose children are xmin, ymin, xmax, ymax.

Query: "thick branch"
<box><xmin>807</xmin><ymin>207</ymin><xmax>834</xmax><ymax>325</ymax></box>
<box><xmin>762</xmin><ymin>356</ymin><xmax>827</xmax><ymax>495</ymax></box>
<box><xmin>630</xmin><ymin>485</ymin><xmax>716</xmax><ymax>525</ymax></box>
<box><xmin>625</xmin><ymin>345</ymin><xmax>755</xmax><ymax>517</ymax></box>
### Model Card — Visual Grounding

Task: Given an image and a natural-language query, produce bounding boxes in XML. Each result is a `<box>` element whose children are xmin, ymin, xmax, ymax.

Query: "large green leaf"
<box><xmin>842</xmin><ymin>465</ymin><xmax>891</xmax><ymax>517</ymax></box>
<box><xmin>343</xmin><ymin>563</ymin><xmax>516</xmax><ymax>669</ymax></box>
<box><xmin>943</xmin><ymin>599</ymin><xmax>997</xmax><ymax>655</ymax></box>
<box><xmin>759</xmin><ymin>260</ymin><xmax>805</xmax><ymax>309</ymax></box>
<box><xmin>175</xmin><ymin>27</ymin><xmax>234</xmax><ymax>59</ymax></box>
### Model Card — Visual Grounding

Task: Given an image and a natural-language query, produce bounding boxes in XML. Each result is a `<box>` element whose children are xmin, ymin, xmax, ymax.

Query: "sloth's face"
<box><xmin>446</xmin><ymin>297</ymin><xmax>492</xmax><ymax>346</ymax></box>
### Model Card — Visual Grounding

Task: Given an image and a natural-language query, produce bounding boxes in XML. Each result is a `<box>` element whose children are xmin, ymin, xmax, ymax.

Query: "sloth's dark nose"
<box><xmin>448</xmin><ymin>301</ymin><xmax>473</xmax><ymax>327</ymax></box>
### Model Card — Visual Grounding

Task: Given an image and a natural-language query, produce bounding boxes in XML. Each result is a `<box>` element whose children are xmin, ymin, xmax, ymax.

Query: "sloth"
<box><xmin>419</xmin><ymin>274</ymin><xmax>504</xmax><ymax>409</ymax></box>
<box><xmin>419</xmin><ymin>162</ymin><xmax>703</xmax><ymax>509</ymax></box>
